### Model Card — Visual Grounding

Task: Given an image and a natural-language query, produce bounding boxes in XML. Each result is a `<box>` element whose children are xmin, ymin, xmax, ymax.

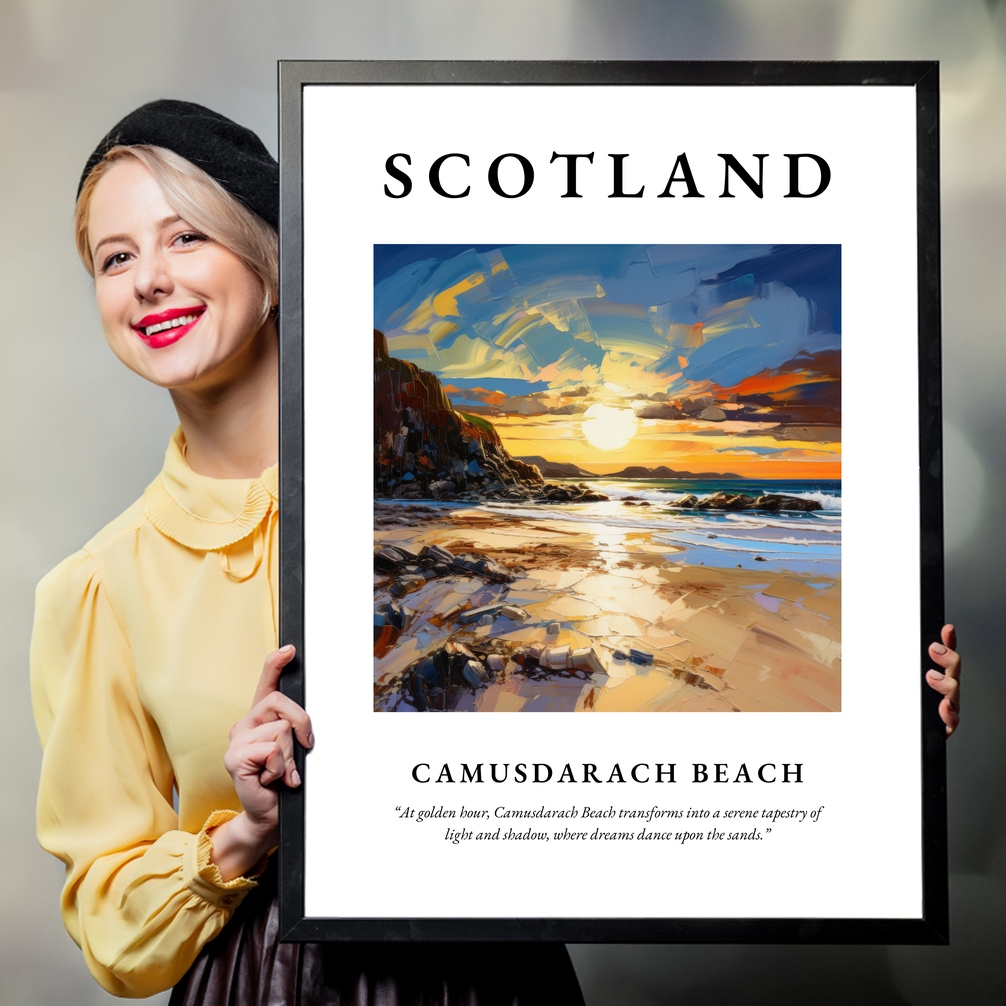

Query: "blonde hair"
<box><xmin>75</xmin><ymin>145</ymin><xmax>278</xmax><ymax>322</ymax></box>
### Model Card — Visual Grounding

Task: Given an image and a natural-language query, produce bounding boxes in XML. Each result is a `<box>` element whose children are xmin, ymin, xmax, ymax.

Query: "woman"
<box><xmin>31</xmin><ymin>100</ymin><xmax>585</xmax><ymax>1003</ymax></box>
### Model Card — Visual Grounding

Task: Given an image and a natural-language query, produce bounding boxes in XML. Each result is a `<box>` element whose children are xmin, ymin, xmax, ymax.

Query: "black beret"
<box><xmin>78</xmin><ymin>99</ymin><xmax>278</xmax><ymax>228</ymax></box>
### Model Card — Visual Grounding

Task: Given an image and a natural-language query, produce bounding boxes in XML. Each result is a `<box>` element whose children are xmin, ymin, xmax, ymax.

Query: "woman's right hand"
<box><xmin>209</xmin><ymin>645</ymin><xmax>314</xmax><ymax>881</ymax></box>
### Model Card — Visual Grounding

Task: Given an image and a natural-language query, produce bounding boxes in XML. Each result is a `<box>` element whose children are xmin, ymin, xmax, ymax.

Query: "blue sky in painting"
<box><xmin>373</xmin><ymin>244</ymin><xmax>841</xmax><ymax>399</ymax></box>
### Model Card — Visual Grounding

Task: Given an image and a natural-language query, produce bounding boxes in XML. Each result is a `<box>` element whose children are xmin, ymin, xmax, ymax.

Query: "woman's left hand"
<box><xmin>926</xmin><ymin>624</ymin><xmax>960</xmax><ymax>737</ymax></box>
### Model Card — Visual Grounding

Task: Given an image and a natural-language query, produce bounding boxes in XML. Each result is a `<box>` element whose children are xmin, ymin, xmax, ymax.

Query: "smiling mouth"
<box><xmin>135</xmin><ymin>307</ymin><xmax>206</xmax><ymax>338</ymax></box>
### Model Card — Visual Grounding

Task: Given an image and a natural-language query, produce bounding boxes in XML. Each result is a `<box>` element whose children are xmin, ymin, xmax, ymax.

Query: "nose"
<box><xmin>133</xmin><ymin>247</ymin><xmax>173</xmax><ymax>303</ymax></box>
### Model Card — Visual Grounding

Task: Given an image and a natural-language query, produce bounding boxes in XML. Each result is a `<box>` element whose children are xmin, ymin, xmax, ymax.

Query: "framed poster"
<box><xmin>277</xmin><ymin>61</ymin><xmax>946</xmax><ymax>943</ymax></box>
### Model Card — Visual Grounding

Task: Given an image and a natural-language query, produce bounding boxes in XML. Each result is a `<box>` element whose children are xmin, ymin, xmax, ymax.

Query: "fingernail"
<box><xmin>306</xmin><ymin>732</ymin><xmax>315</xmax><ymax>748</ymax></box>
<box><xmin>280</xmin><ymin>644</ymin><xmax>295</xmax><ymax>654</ymax></box>
<box><xmin>931</xmin><ymin>643</ymin><xmax>947</xmax><ymax>654</ymax></box>
<box><xmin>292</xmin><ymin>768</ymin><xmax>301</xmax><ymax>787</ymax></box>
<box><xmin>928</xmin><ymin>669</ymin><xmax>944</xmax><ymax>680</ymax></box>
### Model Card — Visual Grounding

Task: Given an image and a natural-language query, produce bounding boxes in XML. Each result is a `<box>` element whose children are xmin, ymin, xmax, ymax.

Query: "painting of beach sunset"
<box><xmin>373</xmin><ymin>244</ymin><xmax>841</xmax><ymax>713</ymax></box>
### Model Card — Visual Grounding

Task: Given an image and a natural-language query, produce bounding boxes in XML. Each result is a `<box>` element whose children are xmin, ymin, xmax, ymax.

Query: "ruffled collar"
<box><xmin>143</xmin><ymin>428</ymin><xmax>278</xmax><ymax>551</ymax></box>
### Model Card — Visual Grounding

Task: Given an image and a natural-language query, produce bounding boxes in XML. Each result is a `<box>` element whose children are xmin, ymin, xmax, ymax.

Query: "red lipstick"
<box><xmin>132</xmin><ymin>306</ymin><xmax>205</xmax><ymax>349</ymax></box>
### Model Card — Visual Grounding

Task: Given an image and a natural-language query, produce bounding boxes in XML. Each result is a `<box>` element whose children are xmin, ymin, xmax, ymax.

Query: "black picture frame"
<box><xmin>277</xmin><ymin>60</ymin><xmax>945</xmax><ymax>944</ymax></box>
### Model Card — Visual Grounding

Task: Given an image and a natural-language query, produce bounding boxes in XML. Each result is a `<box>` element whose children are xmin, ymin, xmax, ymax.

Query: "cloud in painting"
<box><xmin>374</xmin><ymin>243</ymin><xmax>839</xmax><ymax>397</ymax></box>
<box><xmin>374</xmin><ymin>244</ymin><xmax>841</xmax><ymax>476</ymax></box>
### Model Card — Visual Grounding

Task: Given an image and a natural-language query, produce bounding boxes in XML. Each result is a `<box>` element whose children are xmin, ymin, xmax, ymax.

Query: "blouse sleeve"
<box><xmin>30</xmin><ymin>549</ymin><xmax>262</xmax><ymax>998</ymax></box>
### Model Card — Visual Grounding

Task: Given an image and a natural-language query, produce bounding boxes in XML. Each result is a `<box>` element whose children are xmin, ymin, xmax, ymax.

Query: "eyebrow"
<box><xmin>91</xmin><ymin>215</ymin><xmax>185</xmax><ymax>258</ymax></box>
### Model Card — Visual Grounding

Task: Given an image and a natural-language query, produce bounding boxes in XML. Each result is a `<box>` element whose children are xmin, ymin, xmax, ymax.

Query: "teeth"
<box><xmin>142</xmin><ymin>313</ymin><xmax>199</xmax><ymax>337</ymax></box>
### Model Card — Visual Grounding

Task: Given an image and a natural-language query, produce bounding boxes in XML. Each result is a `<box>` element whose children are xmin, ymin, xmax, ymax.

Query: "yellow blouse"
<box><xmin>31</xmin><ymin>428</ymin><xmax>279</xmax><ymax>998</ymax></box>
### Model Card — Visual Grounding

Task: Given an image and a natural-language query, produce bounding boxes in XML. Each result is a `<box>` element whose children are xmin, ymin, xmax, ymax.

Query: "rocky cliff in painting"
<box><xmin>375</xmin><ymin>331</ymin><xmax>545</xmax><ymax>499</ymax></box>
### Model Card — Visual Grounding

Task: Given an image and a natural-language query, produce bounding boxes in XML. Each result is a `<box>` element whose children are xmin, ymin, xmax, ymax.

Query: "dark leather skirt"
<box><xmin>169</xmin><ymin>869</ymin><xmax>585</xmax><ymax>1006</ymax></box>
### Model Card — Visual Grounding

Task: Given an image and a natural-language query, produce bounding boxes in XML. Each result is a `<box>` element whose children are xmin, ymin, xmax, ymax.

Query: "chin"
<box><xmin>122</xmin><ymin>353</ymin><xmax>217</xmax><ymax>391</ymax></box>
<box><xmin>110</xmin><ymin>321</ymin><xmax>271</xmax><ymax>393</ymax></box>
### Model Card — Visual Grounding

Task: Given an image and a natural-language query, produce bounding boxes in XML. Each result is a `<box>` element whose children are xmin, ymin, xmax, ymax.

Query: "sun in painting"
<box><xmin>580</xmin><ymin>403</ymin><xmax>638</xmax><ymax>451</ymax></box>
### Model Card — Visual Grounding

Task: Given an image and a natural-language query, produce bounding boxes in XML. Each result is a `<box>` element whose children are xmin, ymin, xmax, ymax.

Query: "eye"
<box><xmin>172</xmin><ymin>230</ymin><xmax>208</xmax><ymax>249</ymax></box>
<box><xmin>100</xmin><ymin>251</ymin><xmax>132</xmax><ymax>274</ymax></box>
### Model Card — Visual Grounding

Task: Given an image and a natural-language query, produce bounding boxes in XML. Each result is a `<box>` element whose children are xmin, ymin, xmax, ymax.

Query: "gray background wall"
<box><xmin>1</xmin><ymin>2</ymin><xmax>1002</xmax><ymax>1003</ymax></box>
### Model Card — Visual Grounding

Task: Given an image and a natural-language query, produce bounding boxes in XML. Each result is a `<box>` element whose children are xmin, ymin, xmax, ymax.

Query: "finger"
<box><xmin>928</xmin><ymin>641</ymin><xmax>961</xmax><ymax>680</ymax></box>
<box><xmin>234</xmin><ymin>720</ymin><xmax>301</xmax><ymax>788</ymax></box>
<box><xmin>252</xmin><ymin>645</ymin><xmax>296</xmax><ymax>706</ymax></box>
<box><xmin>258</xmin><ymin>742</ymin><xmax>287</xmax><ymax>787</ymax></box>
<box><xmin>926</xmin><ymin>669</ymin><xmax>959</xmax><ymax>704</ymax></box>
<box><xmin>941</xmin><ymin>624</ymin><xmax>957</xmax><ymax>652</ymax></box>
<box><xmin>245</xmin><ymin>690</ymin><xmax>314</xmax><ymax>749</ymax></box>
<box><xmin>940</xmin><ymin>697</ymin><xmax>960</xmax><ymax>737</ymax></box>
<box><xmin>926</xmin><ymin>670</ymin><xmax>961</xmax><ymax>738</ymax></box>
<box><xmin>224</xmin><ymin>739</ymin><xmax>287</xmax><ymax>786</ymax></box>
<box><xmin>230</xmin><ymin>696</ymin><xmax>313</xmax><ymax>752</ymax></box>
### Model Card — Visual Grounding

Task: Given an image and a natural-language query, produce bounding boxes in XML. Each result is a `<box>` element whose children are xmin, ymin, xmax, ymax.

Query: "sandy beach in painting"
<box><xmin>374</xmin><ymin>490</ymin><xmax>841</xmax><ymax>713</ymax></box>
